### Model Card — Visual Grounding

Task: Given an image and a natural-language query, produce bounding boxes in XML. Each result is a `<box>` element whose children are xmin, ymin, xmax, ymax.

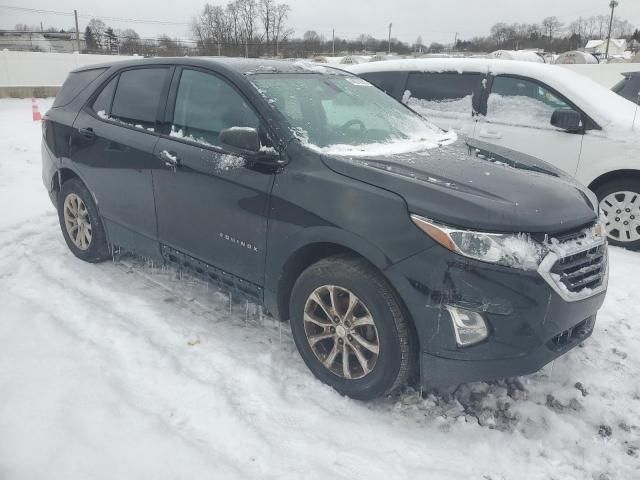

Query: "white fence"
<box><xmin>0</xmin><ymin>50</ymin><xmax>135</xmax><ymax>87</ymax></box>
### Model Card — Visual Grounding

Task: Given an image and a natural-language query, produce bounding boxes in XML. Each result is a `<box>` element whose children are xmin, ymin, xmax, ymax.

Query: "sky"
<box><xmin>1</xmin><ymin>0</ymin><xmax>639</xmax><ymax>44</ymax></box>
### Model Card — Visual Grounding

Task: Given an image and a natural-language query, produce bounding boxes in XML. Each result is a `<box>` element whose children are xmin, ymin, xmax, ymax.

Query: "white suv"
<box><xmin>348</xmin><ymin>58</ymin><xmax>640</xmax><ymax>249</ymax></box>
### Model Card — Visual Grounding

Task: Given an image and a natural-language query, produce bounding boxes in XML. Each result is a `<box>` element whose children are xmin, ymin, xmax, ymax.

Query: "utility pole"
<box><xmin>388</xmin><ymin>23</ymin><xmax>392</xmax><ymax>54</ymax></box>
<box><xmin>453</xmin><ymin>32</ymin><xmax>458</xmax><ymax>51</ymax></box>
<box><xmin>332</xmin><ymin>29</ymin><xmax>335</xmax><ymax>56</ymax></box>
<box><xmin>74</xmin><ymin>10</ymin><xmax>81</xmax><ymax>53</ymax></box>
<box><xmin>605</xmin><ymin>0</ymin><xmax>619</xmax><ymax>59</ymax></box>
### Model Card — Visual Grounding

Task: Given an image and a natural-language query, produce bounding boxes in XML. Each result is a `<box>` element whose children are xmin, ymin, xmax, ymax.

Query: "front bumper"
<box><xmin>384</xmin><ymin>242</ymin><xmax>607</xmax><ymax>389</ymax></box>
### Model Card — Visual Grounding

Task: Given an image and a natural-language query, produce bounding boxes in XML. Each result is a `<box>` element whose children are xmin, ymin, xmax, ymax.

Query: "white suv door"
<box><xmin>474</xmin><ymin>75</ymin><xmax>583</xmax><ymax>177</ymax></box>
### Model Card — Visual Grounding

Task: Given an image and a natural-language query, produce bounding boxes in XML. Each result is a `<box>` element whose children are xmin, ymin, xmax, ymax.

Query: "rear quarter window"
<box><xmin>52</xmin><ymin>68</ymin><xmax>107</xmax><ymax>108</ymax></box>
<box><xmin>406</xmin><ymin>72</ymin><xmax>481</xmax><ymax>101</ymax></box>
<box><xmin>359</xmin><ymin>71</ymin><xmax>403</xmax><ymax>98</ymax></box>
<box><xmin>404</xmin><ymin>72</ymin><xmax>481</xmax><ymax>119</ymax></box>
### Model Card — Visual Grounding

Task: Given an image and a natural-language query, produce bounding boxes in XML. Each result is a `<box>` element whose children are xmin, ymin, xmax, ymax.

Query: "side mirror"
<box><xmin>551</xmin><ymin>109</ymin><xmax>582</xmax><ymax>133</ymax></box>
<box><xmin>219</xmin><ymin>127</ymin><xmax>260</xmax><ymax>152</ymax></box>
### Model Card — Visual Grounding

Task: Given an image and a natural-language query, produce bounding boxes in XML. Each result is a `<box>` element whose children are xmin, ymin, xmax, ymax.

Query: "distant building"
<box><xmin>584</xmin><ymin>39</ymin><xmax>627</xmax><ymax>56</ymax></box>
<box><xmin>0</xmin><ymin>31</ymin><xmax>84</xmax><ymax>53</ymax></box>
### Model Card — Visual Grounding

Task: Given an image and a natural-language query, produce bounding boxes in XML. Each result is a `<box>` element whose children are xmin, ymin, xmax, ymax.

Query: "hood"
<box><xmin>321</xmin><ymin>138</ymin><xmax>597</xmax><ymax>234</ymax></box>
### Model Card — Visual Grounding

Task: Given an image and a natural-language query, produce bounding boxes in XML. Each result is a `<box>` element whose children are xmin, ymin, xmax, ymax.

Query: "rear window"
<box><xmin>110</xmin><ymin>68</ymin><xmax>169</xmax><ymax>128</ymax></box>
<box><xmin>406</xmin><ymin>72</ymin><xmax>481</xmax><ymax>101</ymax></box>
<box><xmin>52</xmin><ymin>68</ymin><xmax>107</xmax><ymax>108</ymax></box>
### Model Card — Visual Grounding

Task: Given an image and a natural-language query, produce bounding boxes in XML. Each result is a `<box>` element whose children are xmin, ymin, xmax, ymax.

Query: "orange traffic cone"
<box><xmin>32</xmin><ymin>98</ymin><xmax>42</xmax><ymax>121</ymax></box>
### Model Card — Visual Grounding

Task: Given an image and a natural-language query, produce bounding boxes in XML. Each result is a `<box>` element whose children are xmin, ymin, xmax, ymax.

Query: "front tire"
<box><xmin>58</xmin><ymin>178</ymin><xmax>111</xmax><ymax>262</ymax></box>
<box><xmin>289</xmin><ymin>255</ymin><xmax>414</xmax><ymax>400</ymax></box>
<box><xmin>595</xmin><ymin>179</ymin><xmax>640</xmax><ymax>250</ymax></box>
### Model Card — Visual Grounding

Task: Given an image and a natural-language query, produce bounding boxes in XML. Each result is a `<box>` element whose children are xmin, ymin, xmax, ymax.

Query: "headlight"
<box><xmin>411</xmin><ymin>214</ymin><xmax>548</xmax><ymax>270</ymax></box>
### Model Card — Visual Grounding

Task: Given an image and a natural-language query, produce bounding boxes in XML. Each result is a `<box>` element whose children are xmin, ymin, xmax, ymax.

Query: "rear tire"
<box><xmin>58</xmin><ymin>178</ymin><xmax>111</xmax><ymax>263</ymax></box>
<box><xmin>289</xmin><ymin>255</ymin><xmax>414</xmax><ymax>400</ymax></box>
<box><xmin>595</xmin><ymin>179</ymin><xmax>640</xmax><ymax>250</ymax></box>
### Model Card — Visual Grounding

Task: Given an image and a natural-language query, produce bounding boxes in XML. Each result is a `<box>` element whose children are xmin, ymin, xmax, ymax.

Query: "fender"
<box><xmin>263</xmin><ymin>225</ymin><xmax>399</xmax><ymax>320</ymax></box>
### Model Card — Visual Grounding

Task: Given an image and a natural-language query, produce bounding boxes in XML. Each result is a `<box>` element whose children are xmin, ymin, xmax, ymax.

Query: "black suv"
<box><xmin>42</xmin><ymin>58</ymin><xmax>608</xmax><ymax>400</ymax></box>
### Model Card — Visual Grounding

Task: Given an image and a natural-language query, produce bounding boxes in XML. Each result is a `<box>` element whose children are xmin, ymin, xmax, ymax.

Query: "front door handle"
<box><xmin>158</xmin><ymin>149</ymin><xmax>180</xmax><ymax>169</ymax></box>
<box><xmin>478</xmin><ymin>130</ymin><xmax>502</xmax><ymax>140</ymax></box>
<box><xmin>78</xmin><ymin>127</ymin><xmax>95</xmax><ymax>139</ymax></box>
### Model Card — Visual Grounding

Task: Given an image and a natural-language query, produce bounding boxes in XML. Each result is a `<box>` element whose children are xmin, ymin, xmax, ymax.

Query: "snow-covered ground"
<box><xmin>1</xmin><ymin>98</ymin><xmax>639</xmax><ymax>479</ymax></box>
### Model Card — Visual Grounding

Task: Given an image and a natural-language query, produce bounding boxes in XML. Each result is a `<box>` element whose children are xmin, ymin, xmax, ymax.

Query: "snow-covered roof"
<box><xmin>347</xmin><ymin>58</ymin><xmax>639</xmax><ymax>130</ymax></box>
<box><xmin>490</xmin><ymin>50</ymin><xmax>545</xmax><ymax>63</ymax></box>
<box><xmin>585</xmin><ymin>39</ymin><xmax>627</xmax><ymax>50</ymax></box>
<box><xmin>554</xmin><ymin>51</ymin><xmax>599</xmax><ymax>65</ymax></box>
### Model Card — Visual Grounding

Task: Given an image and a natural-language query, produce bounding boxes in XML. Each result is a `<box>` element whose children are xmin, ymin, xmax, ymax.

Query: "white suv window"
<box><xmin>487</xmin><ymin>76</ymin><xmax>574</xmax><ymax>129</ymax></box>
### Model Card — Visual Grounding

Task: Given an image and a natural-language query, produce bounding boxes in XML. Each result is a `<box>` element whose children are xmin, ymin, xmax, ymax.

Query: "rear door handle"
<box><xmin>478</xmin><ymin>130</ymin><xmax>502</xmax><ymax>140</ymax></box>
<box><xmin>78</xmin><ymin>127</ymin><xmax>95</xmax><ymax>139</ymax></box>
<box><xmin>158</xmin><ymin>149</ymin><xmax>180</xmax><ymax>169</ymax></box>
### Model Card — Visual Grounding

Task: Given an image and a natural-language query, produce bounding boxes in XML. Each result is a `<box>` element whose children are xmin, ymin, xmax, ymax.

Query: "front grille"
<box><xmin>547</xmin><ymin>316</ymin><xmax>595</xmax><ymax>351</ymax></box>
<box><xmin>550</xmin><ymin>244</ymin><xmax>607</xmax><ymax>293</ymax></box>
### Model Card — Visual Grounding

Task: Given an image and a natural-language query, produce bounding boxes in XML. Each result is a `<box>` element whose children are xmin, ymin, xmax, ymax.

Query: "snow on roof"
<box><xmin>585</xmin><ymin>39</ymin><xmax>627</xmax><ymax>49</ymax></box>
<box><xmin>554</xmin><ymin>51</ymin><xmax>599</xmax><ymax>64</ymax></box>
<box><xmin>347</xmin><ymin>57</ymin><xmax>639</xmax><ymax>130</ymax></box>
<box><xmin>490</xmin><ymin>50</ymin><xmax>545</xmax><ymax>63</ymax></box>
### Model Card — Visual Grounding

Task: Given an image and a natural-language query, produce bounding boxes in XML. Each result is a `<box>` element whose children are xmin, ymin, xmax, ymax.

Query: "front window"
<box><xmin>171</xmin><ymin>69</ymin><xmax>259</xmax><ymax>148</ymax></box>
<box><xmin>487</xmin><ymin>76</ymin><xmax>575</xmax><ymax>129</ymax></box>
<box><xmin>252</xmin><ymin>73</ymin><xmax>454</xmax><ymax>156</ymax></box>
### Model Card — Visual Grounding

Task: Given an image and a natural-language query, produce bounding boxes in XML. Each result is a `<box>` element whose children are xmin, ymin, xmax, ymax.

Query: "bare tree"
<box><xmin>260</xmin><ymin>0</ymin><xmax>275</xmax><ymax>50</ymax></box>
<box><xmin>192</xmin><ymin>4</ymin><xmax>230</xmax><ymax>55</ymax></box>
<box><xmin>271</xmin><ymin>3</ymin><xmax>292</xmax><ymax>56</ymax></box>
<box><xmin>87</xmin><ymin>18</ymin><xmax>107</xmax><ymax>49</ymax></box>
<box><xmin>237</xmin><ymin>0</ymin><xmax>259</xmax><ymax>46</ymax></box>
<box><xmin>542</xmin><ymin>16</ymin><xmax>562</xmax><ymax>41</ymax></box>
<box><xmin>595</xmin><ymin>15</ymin><xmax>609</xmax><ymax>38</ymax></box>
<box><xmin>118</xmin><ymin>28</ymin><xmax>141</xmax><ymax>55</ymax></box>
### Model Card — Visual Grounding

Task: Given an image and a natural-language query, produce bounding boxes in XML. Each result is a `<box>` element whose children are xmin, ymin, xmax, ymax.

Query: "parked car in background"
<box><xmin>612</xmin><ymin>71</ymin><xmax>640</xmax><ymax>104</ymax></box>
<box><xmin>43</xmin><ymin>58</ymin><xmax>607</xmax><ymax>400</ymax></box>
<box><xmin>348</xmin><ymin>58</ymin><xmax>640</xmax><ymax>250</ymax></box>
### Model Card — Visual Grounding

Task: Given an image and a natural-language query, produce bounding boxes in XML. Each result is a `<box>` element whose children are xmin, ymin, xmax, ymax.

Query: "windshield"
<box><xmin>252</xmin><ymin>73</ymin><xmax>456</xmax><ymax>156</ymax></box>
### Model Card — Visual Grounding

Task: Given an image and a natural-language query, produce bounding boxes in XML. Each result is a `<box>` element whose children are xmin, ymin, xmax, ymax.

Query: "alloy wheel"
<box><xmin>600</xmin><ymin>191</ymin><xmax>640</xmax><ymax>243</ymax></box>
<box><xmin>303</xmin><ymin>285</ymin><xmax>380</xmax><ymax>380</ymax></box>
<box><xmin>63</xmin><ymin>193</ymin><xmax>92</xmax><ymax>251</ymax></box>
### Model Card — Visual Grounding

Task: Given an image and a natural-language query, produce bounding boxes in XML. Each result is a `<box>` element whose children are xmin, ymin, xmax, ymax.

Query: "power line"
<box><xmin>0</xmin><ymin>4</ymin><xmax>191</xmax><ymax>26</ymax></box>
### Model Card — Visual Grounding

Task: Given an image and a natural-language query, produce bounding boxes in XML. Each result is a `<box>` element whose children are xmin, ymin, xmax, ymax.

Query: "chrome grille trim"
<box><xmin>538</xmin><ymin>232</ymin><xmax>609</xmax><ymax>302</ymax></box>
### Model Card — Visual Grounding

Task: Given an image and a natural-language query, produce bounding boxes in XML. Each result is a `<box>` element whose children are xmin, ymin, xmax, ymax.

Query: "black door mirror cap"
<box><xmin>219</xmin><ymin>127</ymin><xmax>261</xmax><ymax>152</ymax></box>
<box><xmin>550</xmin><ymin>109</ymin><xmax>583</xmax><ymax>133</ymax></box>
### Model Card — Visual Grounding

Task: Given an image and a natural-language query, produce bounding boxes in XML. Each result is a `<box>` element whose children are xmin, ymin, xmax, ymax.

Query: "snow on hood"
<box><xmin>299</xmin><ymin>130</ymin><xmax>458</xmax><ymax>157</ymax></box>
<box><xmin>347</xmin><ymin>58</ymin><xmax>640</xmax><ymax>133</ymax></box>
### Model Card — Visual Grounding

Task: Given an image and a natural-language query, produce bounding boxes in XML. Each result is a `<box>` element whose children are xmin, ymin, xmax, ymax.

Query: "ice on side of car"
<box><xmin>97</xmin><ymin>110</ymin><xmax>155</xmax><ymax>132</ymax></box>
<box><xmin>217</xmin><ymin>154</ymin><xmax>245</xmax><ymax>171</ymax></box>
<box><xmin>170</xmin><ymin>126</ymin><xmax>245</xmax><ymax>171</ymax></box>
<box><xmin>170</xmin><ymin>126</ymin><xmax>218</xmax><ymax>149</ymax></box>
